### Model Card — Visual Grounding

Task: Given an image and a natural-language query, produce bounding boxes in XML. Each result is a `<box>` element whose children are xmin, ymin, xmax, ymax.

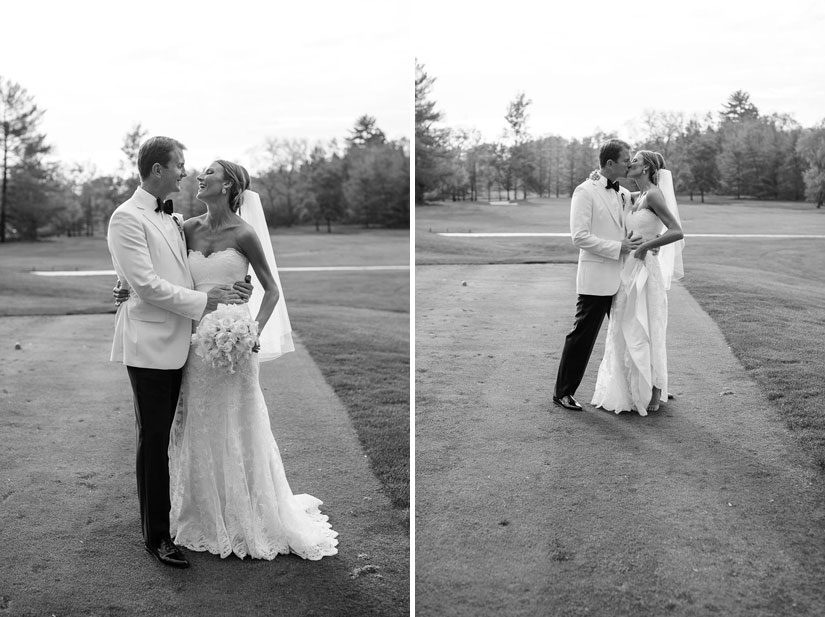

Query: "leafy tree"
<box><xmin>347</xmin><ymin>114</ymin><xmax>386</xmax><ymax>148</ymax></box>
<box><xmin>63</xmin><ymin>163</ymin><xmax>121</xmax><ymax>235</ymax></box>
<box><xmin>684</xmin><ymin>130</ymin><xmax>720</xmax><ymax>202</ymax></box>
<box><xmin>766</xmin><ymin>114</ymin><xmax>805</xmax><ymax>200</ymax></box>
<box><xmin>51</xmin><ymin>189</ymin><xmax>83</xmax><ymax>236</ymax></box>
<box><xmin>504</xmin><ymin>91</ymin><xmax>532</xmax><ymax>199</ymax></box>
<box><xmin>720</xmin><ymin>90</ymin><xmax>759</xmax><ymax>122</ymax></box>
<box><xmin>306</xmin><ymin>145</ymin><xmax>345</xmax><ymax>232</ymax></box>
<box><xmin>458</xmin><ymin>129</ymin><xmax>483</xmax><ymax>201</ymax></box>
<box><xmin>715</xmin><ymin>113</ymin><xmax>804</xmax><ymax>200</ymax></box>
<box><xmin>256</xmin><ymin>137</ymin><xmax>309</xmax><ymax>226</ymax></box>
<box><xmin>342</xmin><ymin>115</ymin><xmax>408</xmax><ymax>227</ymax></box>
<box><xmin>409</xmin><ymin>83</ymin><xmax>816</xmax><ymax>206</ymax></box>
<box><xmin>0</xmin><ymin>76</ymin><xmax>50</xmax><ymax>241</ymax></box>
<box><xmin>797</xmin><ymin>122</ymin><xmax>825</xmax><ymax>208</ymax></box>
<box><xmin>121</xmin><ymin>122</ymin><xmax>148</xmax><ymax>171</ymax></box>
<box><xmin>635</xmin><ymin>110</ymin><xmax>686</xmax><ymax>160</ymax></box>
<box><xmin>549</xmin><ymin>136</ymin><xmax>567</xmax><ymax>198</ymax></box>
<box><xmin>504</xmin><ymin>92</ymin><xmax>531</xmax><ymax>145</ymax></box>
<box><xmin>717</xmin><ymin>119</ymin><xmax>755</xmax><ymax>198</ymax></box>
<box><xmin>117</xmin><ymin>122</ymin><xmax>149</xmax><ymax>200</ymax></box>
<box><xmin>5</xmin><ymin>158</ymin><xmax>62</xmax><ymax>240</ymax></box>
<box><xmin>524</xmin><ymin>137</ymin><xmax>565</xmax><ymax>198</ymax></box>
<box><xmin>466</xmin><ymin>142</ymin><xmax>498</xmax><ymax>202</ymax></box>
<box><xmin>566</xmin><ymin>138</ymin><xmax>597</xmax><ymax>195</ymax></box>
<box><xmin>415</xmin><ymin>62</ymin><xmax>450</xmax><ymax>203</ymax></box>
<box><xmin>343</xmin><ymin>141</ymin><xmax>408</xmax><ymax>228</ymax></box>
<box><xmin>82</xmin><ymin>175</ymin><xmax>119</xmax><ymax>235</ymax></box>
<box><xmin>440</xmin><ymin>128</ymin><xmax>475</xmax><ymax>201</ymax></box>
<box><xmin>491</xmin><ymin>142</ymin><xmax>514</xmax><ymax>200</ymax></box>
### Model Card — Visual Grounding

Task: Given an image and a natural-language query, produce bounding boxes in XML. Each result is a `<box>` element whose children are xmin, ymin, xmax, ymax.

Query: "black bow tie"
<box><xmin>155</xmin><ymin>199</ymin><xmax>173</xmax><ymax>215</ymax></box>
<box><xmin>605</xmin><ymin>179</ymin><xmax>620</xmax><ymax>192</ymax></box>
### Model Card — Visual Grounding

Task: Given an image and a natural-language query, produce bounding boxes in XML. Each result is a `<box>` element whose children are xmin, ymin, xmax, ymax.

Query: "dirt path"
<box><xmin>0</xmin><ymin>315</ymin><xmax>407</xmax><ymax>616</ymax></box>
<box><xmin>415</xmin><ymin>264</ymin><xmax>825</xmax><ymax>617</ymax></box>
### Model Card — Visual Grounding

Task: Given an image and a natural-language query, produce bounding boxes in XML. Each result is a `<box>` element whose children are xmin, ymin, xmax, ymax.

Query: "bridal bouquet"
<box><xmin>192</xmin><ymin>303</ymin><xmax>259</xmax><ymax>373</ymax></box>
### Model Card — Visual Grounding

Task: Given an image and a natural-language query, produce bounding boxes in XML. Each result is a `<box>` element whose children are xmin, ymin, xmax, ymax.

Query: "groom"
<box><xmin>552</xmin><ymin>139</ymin><xmax>642</xmax><ymax>411</ymax></box>
<box><xmin>107</xmin><ymin>136</ymin><xmax>250</xmax><ymax>568</ymax></box>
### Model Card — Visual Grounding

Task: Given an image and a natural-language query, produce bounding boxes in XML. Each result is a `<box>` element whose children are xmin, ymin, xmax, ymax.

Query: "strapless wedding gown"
<box><xmin>591</xmin><ymin>205</ymin><xmax>670</xmax><ymax>416</ymax></box>
<box><xmin>169</xmin><ymin>248</ymin><xmax>338</xmax><ymax>560</ymax></box>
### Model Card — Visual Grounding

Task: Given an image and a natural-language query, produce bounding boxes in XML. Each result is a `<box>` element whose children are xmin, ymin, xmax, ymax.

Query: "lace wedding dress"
<box><xmin>591</xmin><ymin>201</ymin><xmax>670</xmax><ymax>416</ymax></box>
<box><xmin>169</xmin><ymin>248</ymin><xmax>338</xmax><ymax>560</ymax></box>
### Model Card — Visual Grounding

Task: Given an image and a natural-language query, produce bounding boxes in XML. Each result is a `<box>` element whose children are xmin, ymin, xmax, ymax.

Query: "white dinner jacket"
<box><xmin>569</xmin><ymin>175</ymin><xmax>631</xmax><ymax>296</ymax></box>
<box><xmin>107</xmin><ymin>187</ymin><xmax>207</xmax><ymax>369</ymax></box>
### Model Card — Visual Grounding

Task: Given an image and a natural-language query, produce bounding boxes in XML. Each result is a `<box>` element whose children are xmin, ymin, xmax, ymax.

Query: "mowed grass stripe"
<box><xmin>30</xmin><ymin>265</ymin><xmax>410</xmax><ymax>276</ymax></box>
<box><xmin>437</xmin><ymin>232</ymin><xmax>825</xmax><ymax>238</ymax></box>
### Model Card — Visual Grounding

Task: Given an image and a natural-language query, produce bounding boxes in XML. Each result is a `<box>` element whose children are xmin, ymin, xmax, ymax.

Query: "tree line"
<box><xmin>0</xmin><ymin>76</ymin><xmax>409</xmax><ymax>242</ymax></box>
<box><xmin>416</xmin><ymin>63</ymin><xmax>825</xmax><ymax>207</ymax></box>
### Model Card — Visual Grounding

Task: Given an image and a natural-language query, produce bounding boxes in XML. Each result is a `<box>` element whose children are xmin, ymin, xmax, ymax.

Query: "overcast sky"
<box><xmin>416</xmin><ymin>0</ymin><xmax>825</xmax><ymax>143</ymax></box>
<box><xmin>0</xmin><ymin>0</ymin><xmax>410</xmax><ymax>176</ymax></box>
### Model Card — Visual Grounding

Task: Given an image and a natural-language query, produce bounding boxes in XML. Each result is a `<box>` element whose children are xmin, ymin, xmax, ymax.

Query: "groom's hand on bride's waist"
<box><xmin>621</xmin><ymin>231</ymin><xmax>644</xmax><ymax>254</ymax></box>
<box><xmin>204</xmin><ymin>285</ymin><xmax>245</xmax><ymax>315</ymax></box>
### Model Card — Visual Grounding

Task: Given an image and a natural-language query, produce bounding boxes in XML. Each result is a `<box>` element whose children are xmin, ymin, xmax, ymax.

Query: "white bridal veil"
<box><xmin>655</xmin><ymin>169</ymin><xmax>685</xmax><ymax>290</ymax></box>
<box><xmin>239</xmin><ymin>190</ymin><xmax>295</xmax><ymax>361</ymax></box>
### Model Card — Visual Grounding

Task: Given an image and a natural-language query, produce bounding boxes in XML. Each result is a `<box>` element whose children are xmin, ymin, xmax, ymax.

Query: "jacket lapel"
<box><xmin>136</xmin><ymin>203</ymin><xmax>188</xmax><ymax>271</ymax></box>
<box><xmin>591</xmin><ymin>180</ymin><xmax>623</xmax><ymax>229</ymax></box>
<box><xmin>172</xmin><ymin>214</ymin><xmax>194</xmax><ymax>281</ymax></box>
<box><xmin>618</xmin><ymin>189</ymin><xmax>629</xmax><ymax>228</ymax></box>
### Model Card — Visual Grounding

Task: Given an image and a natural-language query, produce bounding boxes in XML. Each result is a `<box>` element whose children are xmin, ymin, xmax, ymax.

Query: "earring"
<box><xmin>221</xmin><ymin>188</ymin><xmax>227</xmax><ymax>195</ymax></box>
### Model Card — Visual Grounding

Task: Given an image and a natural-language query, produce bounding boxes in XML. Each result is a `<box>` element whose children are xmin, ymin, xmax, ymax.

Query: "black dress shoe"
<box><xmin>145</xmin><ymin>538</ymin><xmax>190</xmax><ymax>568</ymax></box>
<box><xmin>552</xmin><ymin>394</ymin><xmax>583</xmax><ymax>411</ymax></box>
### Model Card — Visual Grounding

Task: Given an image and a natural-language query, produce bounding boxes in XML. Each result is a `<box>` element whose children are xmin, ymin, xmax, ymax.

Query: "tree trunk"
<box><xmin>1</xmin><ymin>141</ymin><xmax>7</xmax><ymax>243</ymax></box>
<box><xmin>556</xmin><ymin>153</ymin><xmax>561</xmax><ymax>198</ymax></box>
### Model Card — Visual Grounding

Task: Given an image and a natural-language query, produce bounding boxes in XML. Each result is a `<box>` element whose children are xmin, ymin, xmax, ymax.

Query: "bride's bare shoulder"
<box><xmin>645</xmin><ymin>186</ymin><xmax>667</xmax><ymax>211</ymax></box>
<box><xmin>234</xmin><ymin>219</ymin><xmax>261</xmax><ymax>247</ymax></box>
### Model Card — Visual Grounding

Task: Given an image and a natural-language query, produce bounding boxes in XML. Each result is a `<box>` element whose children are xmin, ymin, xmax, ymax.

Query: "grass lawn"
<box><xmin>0</xmin><ymin>226</ymin><xmax>410</xmax><ymax>508</ymax></box>
<box><xmin>681</xmin><ymin>238</ymin><xmax>825</xmax><ymax>468</ymax></box>
<box><xmin>416</xmin><ymin>197</ymin><xmax>825</xmax><ymax>468</ymax></box>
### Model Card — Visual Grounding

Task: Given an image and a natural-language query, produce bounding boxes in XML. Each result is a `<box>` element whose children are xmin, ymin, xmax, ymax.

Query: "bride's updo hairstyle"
<box><xmin>638</xmin><ymin>151</ymin><xmax>667</xmax><ymax>184</ymax></box>
<box><xmin>216</xmin><ymin>160</ymin><xmax>251</xmax><ymax>213</ymax></box>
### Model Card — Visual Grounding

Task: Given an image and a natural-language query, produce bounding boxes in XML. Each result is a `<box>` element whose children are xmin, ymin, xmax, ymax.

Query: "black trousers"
<box><xmin>554</xmin><ymin>294</ymin><xmax>614</xmax><ymax>399</ymax></box>
<box><xmin>126</xmin><ymin>366</ymin><xmax>183</xmax><ymax>546</ymax></box>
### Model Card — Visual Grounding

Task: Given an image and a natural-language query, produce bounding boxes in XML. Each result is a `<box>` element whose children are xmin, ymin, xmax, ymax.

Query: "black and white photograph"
<box><xmin>415</xmin><ymin>1</ymin><xmax>825</xmax><ymax>615</ymax></box>
<box><xmin>0</xmin><ymin>1</ymin><xmax>409</xmax><ymax>615</ymax></box>
<box><xmin>7</xmin><ymin>0</ymin><xmax>825</xmax><ymax>614</ymax></box>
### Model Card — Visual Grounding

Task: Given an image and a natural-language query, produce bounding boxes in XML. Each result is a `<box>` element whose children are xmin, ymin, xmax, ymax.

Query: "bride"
<box><xmin>591</xmin><ymin>151</ymin><xmax>685</xmax><ymax>416</ymax></box>
<box><xmin>168</xmin><ymin>160</ymin><xmax>337</xmax><ymax>560</ymax></box>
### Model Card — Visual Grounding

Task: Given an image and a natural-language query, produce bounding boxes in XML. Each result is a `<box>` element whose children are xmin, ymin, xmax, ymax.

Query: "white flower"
<box><xmin>230</xmin><ymin>321</ymin><xmax>250</xmax><ymax>337</ymax></box>
<box><xmin>193</xmin><ymin>303</ymin><xmax>258</xmax><ymax>373</ymax></box>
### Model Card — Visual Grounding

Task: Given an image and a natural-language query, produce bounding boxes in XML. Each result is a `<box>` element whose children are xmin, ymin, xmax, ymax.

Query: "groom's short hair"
<box><xmin>598</xmin><ymin>139</ymin><xmax>631</xmax><ymax>168</ymax></box>
<box><xmin>138</xmin><ymin>136</ymin><xmax>187</xmax><ymax>180</ymax></box>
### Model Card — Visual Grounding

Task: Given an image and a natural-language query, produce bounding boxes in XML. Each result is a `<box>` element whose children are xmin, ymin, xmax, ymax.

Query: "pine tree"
<box><xmin>0</xmin><ymin>76</ymin><xmax>50</xmax><ymax>242</ymax></box>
